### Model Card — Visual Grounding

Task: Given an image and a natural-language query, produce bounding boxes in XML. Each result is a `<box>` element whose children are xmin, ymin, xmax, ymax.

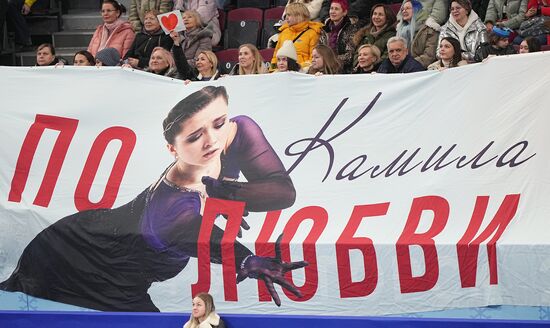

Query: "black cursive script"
<box><xmin>285</xmin><ymin>93</ymin><xmax>536</xmax><ymax>182</ymax></box>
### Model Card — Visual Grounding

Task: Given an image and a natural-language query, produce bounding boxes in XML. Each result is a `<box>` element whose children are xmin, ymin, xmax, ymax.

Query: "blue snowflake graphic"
<box><xmin>469</xmin><ymin>307</ymin><xmax>492</xmax><ymax>319</ymax></box>
<box><xmin>539</xmin><ymin>306</ymin><xmax>550</xmax><ymax>320</ymax></box>
<box><xmin>16</xmin><ymin>294</ymin><xmax>39</xmax><ymax>311</ymax></box>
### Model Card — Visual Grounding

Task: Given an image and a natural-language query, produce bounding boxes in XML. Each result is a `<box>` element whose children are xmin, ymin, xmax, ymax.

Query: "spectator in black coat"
<box><xmin>377</xmin><ymin>36</ymin><xmax>426</xmax><ymax>73</ymax></box>
<box><xmin>474</xmin><ymin>27</ymin><xmax>516</xmax><ymax>61</ymax></box>
<box><xmin>124</xmin><ymin>9</ymin><xmax>173</xmax><ymax>69</ymax></box>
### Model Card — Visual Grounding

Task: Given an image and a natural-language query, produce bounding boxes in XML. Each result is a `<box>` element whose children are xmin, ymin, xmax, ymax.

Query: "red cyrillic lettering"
<box><xmin>396</xmin><ymin>196</ymin><xmax>449</xmax><ymax>293</ymax></box>
<box><xmin>457</xmin><ymin>194</ymin><xmax>520</xmax><ymax>287</ymax></box>
<box><xmin>9</xmin><ymin>114</ymin><xmax>79</xmax><ymax>207</ymax></box>
<box><xmin>191</xmin><ymin>198</ymin><xmax>245</xmax><ymax>299</ymax></box>
<box><xmin>336</xmin><ymin>203</ymin><xmax>389</xmax><ymax>298</ymax></box>
<box><xmin>281</xmin><ymin>206</ymin><xmax>328</xmax><ymax>301</ymax></box>
<box><xmin>74</xmin><ymin>127</ymin><xmax>136</xmax><ymax>211</ymax></box>
<box><xmin>255</xmin><ymin>211</ymin><xmax>281</xmax><ymax>302</ymax></box>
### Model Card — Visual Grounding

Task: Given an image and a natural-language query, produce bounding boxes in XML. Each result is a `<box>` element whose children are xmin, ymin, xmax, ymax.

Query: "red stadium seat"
<box><xmin>215</xmin><ymin>48</ymin><xmax>239</xmax><ymax>74</ymax></box>
<box><xmin>262</xmin><ymin>6</ymin><xmax>285</xmax><ymax>47</ymax></box>
<box><xmin>259</xmin><ymin>47</ymin><xmax>274</xmax><ymax>62</ymax></box>
<box><xmin>237</xmin><ymin>0</ymin><xmax>271</xmax><ymax>9</ymax></box>
<box><xmin>224</xmin><ymin>7</ymin><xmax>264</xmax><ymax>48</ymax></box>
<box><xmin>389</xmin><ymin>3</ymin><xmax>402</xmax><ymax>15</ymax></box>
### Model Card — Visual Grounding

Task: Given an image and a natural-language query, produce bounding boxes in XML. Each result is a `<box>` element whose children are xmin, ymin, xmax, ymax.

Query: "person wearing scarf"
<box><xmin>88</xmin><ymin>0</ymin><xmax>136</xmax><ymax>58</ymax></box>
<box><xmin>352</xmin><ymin>4</ymin><xmax>397</xmax><ymax>61</ymax></box>
<box><xmin>318</xmin><ymin>0</ymin><xmax>358</xmax><ymax>73</ymax></box>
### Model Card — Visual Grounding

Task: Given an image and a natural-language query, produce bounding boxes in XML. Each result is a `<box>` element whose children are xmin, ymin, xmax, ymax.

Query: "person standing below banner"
<box><xmin>183</xmin><ymin>293</ymin><xmax>226</xmax><ymax>328</ymax></box>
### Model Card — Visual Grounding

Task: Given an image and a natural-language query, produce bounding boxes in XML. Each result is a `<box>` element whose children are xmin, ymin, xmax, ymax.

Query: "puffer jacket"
<box><xmin>318</xmin><ymin>16</ymin><xmax>358</xmax><ymax>73</ymax></box>
<box><xmin>271</xmin><ymin>20</ymin><xmax>323</xmax><ymax>68</ymax></box>
<box><xmin>124</xmin><ymin>28</ymin><xmax>174</xmax><ymax>69</ymax></box>
<box><xmin>438</xmin><ymin>10</ymin><xmax>487</xmax><ymax>62</ymax></box>
<box><xmin>88</xmin><ymin>21</ymin><xmax>136</xmax><ymax>58</ymax></box>
<box><xmin>179</xmin><ymin>23</ymin><xmax>214</xmax><ymax>67</ymax></box>
<box><xmin>484</xmin><ymin>0</ymin><xmax>528</xmax><ymax>29</ymax></box>
<box><xmin>128</xmin><ymin>0</ymin><xmax>173</xmax><ymax>32</ymax></box>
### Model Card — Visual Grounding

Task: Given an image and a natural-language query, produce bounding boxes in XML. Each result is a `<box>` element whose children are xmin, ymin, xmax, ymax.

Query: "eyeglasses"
<box><xmin>101</xmin><ymin>9</ymin><xmax>117</xmax><ymax>13</ymax></box>
<box><xmin>450</xmin><ymin>6</ymin><xmax>463</xmax><ymax>11</ymax></box>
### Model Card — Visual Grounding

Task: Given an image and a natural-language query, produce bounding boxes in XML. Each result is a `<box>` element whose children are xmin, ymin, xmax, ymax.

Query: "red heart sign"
<box><xmin>161</xmin><ymin>13</ymin><xmax>178</xmax><ymax>31</ymax></box>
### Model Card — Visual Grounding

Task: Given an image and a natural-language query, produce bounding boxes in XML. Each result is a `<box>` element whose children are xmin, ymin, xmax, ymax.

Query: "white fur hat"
<box><xmin>276</xmin><ymin>40</ymin><xmax>298</xmax><ymax>61</ymax></box>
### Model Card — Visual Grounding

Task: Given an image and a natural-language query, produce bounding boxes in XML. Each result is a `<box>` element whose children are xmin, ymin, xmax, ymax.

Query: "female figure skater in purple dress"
<box><xmin>1</xmin><ymin>86</ymin><xmax>305</xmax><ymax>311</ymax></box>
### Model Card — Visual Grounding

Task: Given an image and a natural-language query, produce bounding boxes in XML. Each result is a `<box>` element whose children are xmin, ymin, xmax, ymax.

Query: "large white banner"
<box><xmin>0</xmin><ymin>53</ymin><xmax>549</xmax><ymax>316</ymax></box>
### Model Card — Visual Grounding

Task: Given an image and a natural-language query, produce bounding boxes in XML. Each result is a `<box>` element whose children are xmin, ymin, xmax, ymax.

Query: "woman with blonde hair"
<box><xmin>124</xmin><ymin>9</ymin><xmax>174</xmax><ymax>69</ymax></box>
<box><xmin>352</xmin><ymin>44</ymin><xmax>381</xmax><ymax>73</ymax></box>
<box><xmin>145</xmin><ymin>46</ymin><xmax>179</xmax><ymax>77</ymax></box>
<box><xmin>229</xmin><ymin>43</ymin><xmax>266</xmax><ymax>75</ymax></box>
<box><xmin>271</xmin><ymin>2</ymin><xmax>323</xmax><ymax>69</ymax></box>
<box><xmin>307</xmin><ymin>44</ymin><xmax>341</xmax><ymax>75</ymax></box>
<box><xmin>170</xmin><ymin>10</ymin><xmax>213</xmax><ymax>67</ymax></box>
<box><xmin>174</xmin><ymin>49</ymin><xmax>220</xmax><ymax>81</ymax></box>
<box><xmin>284</xmin><ymin>0</ymin><xmax>323</xmax><ymax>21</ymax></box>
<box><xmin>183</xmin><ymin>293</ymin><xmax>225</xmax><ymax>328</ymax></box>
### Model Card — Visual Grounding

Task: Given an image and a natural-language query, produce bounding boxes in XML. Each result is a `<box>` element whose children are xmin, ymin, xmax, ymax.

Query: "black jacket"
<box><xmin>124</xmin><ymin>28</ymin><xmax>173</xmax><ymax>69</ymax></box>
<box><xmin>377</xmin><ymin>54</ymin><xmax>426</xmax><ymax>73</ymax></box>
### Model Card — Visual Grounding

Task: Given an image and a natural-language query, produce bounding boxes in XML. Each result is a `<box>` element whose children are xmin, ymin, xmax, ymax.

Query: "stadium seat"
<box><xmin>259</xmin><ymin>47</ymin><xmax>274</xmax><ymax>62</ymax></box>
<box><xmin>273</xmin><ymin>0</ymin><xmax>288</xmax><ymax>6</ymax></box>
<box><xmin>389</xmin><ymin>3</ymin><xmax>401</xmax><ymax>15</ymax></box>
<box><xmin>224</xmin><ymin>7</ymin><xmax>263</xmax><ymax>49</ymax></box>
<box><xmin>218</xmin><ymin>9</ymin><xmax>226</xmax><ymax>32</ymax></box>
<box><xmin>542</xmin><ymin>45</ymin><xmax>550</xmax><ymax>51</ymax></box>
<box><xmin>237</xmin><ymin>0</ymin><xmax>271</xmax><ymax>9</ymax></box>
<box><xmin>262</xmin><ymin>6</ymin><xmax>285</xmax><ymax>48</ymax></box>
<box><xmin>216</xmin><ymin>48</ymin><xmax>239</xmax><ymax>74</ymax></box>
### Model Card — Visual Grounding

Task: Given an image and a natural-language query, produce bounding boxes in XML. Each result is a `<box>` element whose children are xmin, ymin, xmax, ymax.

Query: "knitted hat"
<box><xmin>276</xmin><ymin>40</ymin><xmax>298</xmax><ymax>61</ymax></box>
<box><xmin>492</xmin><ymin>27</ymin><xmax>512</xmax><ymax>38</ymax></box>
<box><xmin>331</xmin><ymin>0</ymin><xmax>349</xmax><ymax>12</ymax></box>
<box><xmin>95</xmin><ymin>47</ymin><xmax>121</xmax><ymax>66</ymax></box>
<box><xmin>410</xmin><ymin>0</ymin><xmax>423</xmax><ymax>13</ymax></box>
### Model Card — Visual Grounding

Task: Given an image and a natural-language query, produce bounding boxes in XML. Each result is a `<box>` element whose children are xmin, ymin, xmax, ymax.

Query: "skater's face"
<box><xmin>167</xmin><ymin>96</ymin><xmax>231</xmax><ymax>167</ymax></box>
<box><xmin>192</xmin><ymin>297</ymin><xmax>207</xmax><ymax>320</ymax></box>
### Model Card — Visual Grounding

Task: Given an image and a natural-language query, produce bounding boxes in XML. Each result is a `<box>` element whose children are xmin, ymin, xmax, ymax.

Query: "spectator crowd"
<box><xmin>6</xmin><ymin>0</ymin><xmax>549</xmax><ymax>77</ymax></box>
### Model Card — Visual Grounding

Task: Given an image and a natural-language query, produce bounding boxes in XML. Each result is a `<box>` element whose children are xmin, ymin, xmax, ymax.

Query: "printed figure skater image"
<box><xmin>0</xmin><ymin>86</ymin><xmax>306</xmax><ymax>311</ymax></box>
